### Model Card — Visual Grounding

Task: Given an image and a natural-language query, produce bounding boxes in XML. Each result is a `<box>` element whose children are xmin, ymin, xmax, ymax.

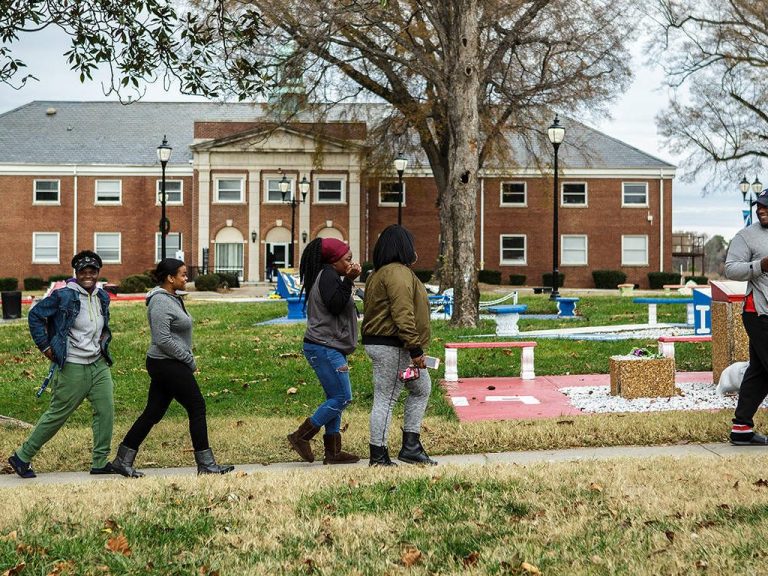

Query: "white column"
<box><xmin>348</xmin><ymin>172</ymin><xmax>361</xmax><ymax>258</ymax></box>
<box><xmin>300</xmin><ymin>170</ymin><xmax>311</xmax><ymax>256</ymax></box>
<box><xmin>521</xmin><ymin>347</ymin><xmax>536</xmax><ymax>380</ymax></box>
<box><xmin>196</xmin><ymin>152</ymin><xmax>211</xmax><ymax>270</ymax></box>
<box><xmin>648</xmin><ymin>303</ymin><xmax>657</xmax><ymax>325</ymax></box>
<box><xmin>248</xmin><ymin>170</ymin><xmax>261</xmax><ymax>282</ymax></box>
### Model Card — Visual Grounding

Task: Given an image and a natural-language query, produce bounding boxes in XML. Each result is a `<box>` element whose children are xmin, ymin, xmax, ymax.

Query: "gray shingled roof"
<box><xmin>0</xmin><ymin>100</ymin><xmax>674</xmax><ymax>170</ymax></box>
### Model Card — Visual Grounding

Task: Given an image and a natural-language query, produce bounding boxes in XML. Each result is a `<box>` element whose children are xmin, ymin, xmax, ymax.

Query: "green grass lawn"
<box><xmin>3</xmin><ymin>456</ymin><xmax>768</xmax><ymax>575</ymax></box>
<box><xmin>0</xmin><ymin>294</ymin><xmax>731</xmax><ymax>472</ymax></box>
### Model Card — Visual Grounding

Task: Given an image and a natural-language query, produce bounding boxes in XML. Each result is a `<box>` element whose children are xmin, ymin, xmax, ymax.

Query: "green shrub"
<box><xmin>479</xmin><ymin>270</ymin><xmax>502</xmax><ymax>285</ymax></box>
<box><xmin>648</xmin><ymin>271</ymin><xmax>681</xmax><ymax>289</ymax></box>
<box><xmin>23</xmin><ymin>277</ymin><xmax>46</xmax><ymax>291</ymax></box>
<box><xmin>508</xmin><ymin>274</ymin><xmax>526</xmax><ymax>286</ymax></box>
<box><xmin>217</xmin><ymin>272</ymin><xmax>240</xmax><ymax>288</ymax></box>
<box><xmin>413</xmin><ymin>269</ymin><xmax>433</xmax><ymax>283</ymax></box>
<box><xmin>684</xmin><ymin>275</ymin><xmax>708</xmax><ymax>285</ymax></box>
<box><xmin>48</xmin><ymin>274</ymin><xmax>70</xmax><ymax>282</ymax></box>
<box><xmin>592</xmin><ymin>270</ymin><xmax>627</xmax><ymax>289</ymax></box>
<box><xmin>119</xmin><ymin>274</ymin><xmax>154</xmax><ymax>294</ymax></box>
<box><xmin>195</xmin><ymin>273</ymin><xmax>222</xmax><ymax>292</ymax></box>
<box><xmin>0</xmin><ymin>277</ymin><xmax>18</xmax><ymax>291</ymax></box>
<box><xmin>542</xmin><ymin>272</ymin><xmax>565</xmax><ymax>288</ymax></box>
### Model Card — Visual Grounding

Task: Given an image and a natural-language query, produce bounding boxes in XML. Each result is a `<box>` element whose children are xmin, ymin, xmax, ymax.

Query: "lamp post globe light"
<box><xmin>156</xmin><ymin>136</ymin><xmax>172</xmax><ymax>259</ymax></box>
<box><xmin>740</xmin><ymin>175</ymin><xmax>763</xmax><ymax>227</ymax></box>
<box><xmin>394</xmin><ymin>152</ymin><xmax>408</xmax><ymax>225</ymax></box>
<box><xmin>547</xmin><ymin>115</ymin><xmax>565</xmax><ymax>300</ymax></box>
<box><xmin>280</xmin><ymin>174</ymin><xmax>309</xmax><ymax>267</ymax></box>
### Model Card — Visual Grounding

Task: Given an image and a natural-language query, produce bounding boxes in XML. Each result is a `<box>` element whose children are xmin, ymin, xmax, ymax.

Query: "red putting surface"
<box><xmin>442</xmin><ymin>371</ymin><xmax>713</xmax><ymax>421</ymax></box>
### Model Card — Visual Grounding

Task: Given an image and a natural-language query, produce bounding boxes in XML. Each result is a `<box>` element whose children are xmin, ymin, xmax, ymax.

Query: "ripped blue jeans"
<box><xmin>304</xmin><ymin>342</ymin><xmax>353</xmax><ymax>434</ymax></box>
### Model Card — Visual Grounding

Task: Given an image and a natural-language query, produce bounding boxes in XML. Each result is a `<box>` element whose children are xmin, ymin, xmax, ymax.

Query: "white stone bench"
<box><xmin>444</xmin><ymin>341</ymin><xmax>537</xmax><ymax>381</ymax></box>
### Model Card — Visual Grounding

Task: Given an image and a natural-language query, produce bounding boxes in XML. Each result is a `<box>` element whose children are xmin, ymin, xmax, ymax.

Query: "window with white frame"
<box><xmin>265</xmin><ymin>177</ymin><xmax>294</xmax><ymax>202</ymax></box>
<box><xmin>95</xmin><ymin>180</ymin><xmax>121</xmax><ymax>204</ymax></box>
<box><xmin>501</xmin><ymin>182</ymin><xmax>526</xmax><ymax>206</ymax></box>
<box><xmin>622</xmin><ymin>235</ymin><xmax>648</xmax><ymax>265</ymax></box>
<box><xmin>500</xmin><ymin>234</ymin><xmax>526</xmax><ymax>265</ymax></box>
<box><xmin>379</xmin><ymin>181</ymin><xmax>403</xmax><ymax>205</ymax></box>
<box><xmin>561</xmin><ymin>235</ymin><xmax>588</xmax><ymax>265</ymax></box>
<box><xmin>315</xmin><ymin>178</ymin><xmax>345</xmax><ymax>203</ymax></box>
<box><xmin>34</xmin><ymin>180</ymin><xmax>60</xmax><ymax>204</ymax></box>
<box><xmin>562</xmin><ymin>182</ymin><xmax>587</xmax><ymax>205</ymax></box>
<box><xmin>215</xmin><ymin>178</ymin><xmax>244</xmax><ymax>203</ymax></box>
<box><xmin>94</xmin><ymin>233</ymin><xmax>121</xmax><ymax>263</ymax></box>
<box><xmin>155</xmin><ymin>233</ymin><xmax>182</xmax><ymax>261</ymax></box>
<box><xmin>622</xmin><ymin>182</ymin><xmax>648</xmax><ymax>206</ymax></box>
<box><xmin>32</xmin><ymin>232</ymin><xmax>59</xmax><ymax>263</ymax></box>
<box><xmin>156</xmin><ymin>180</ymin><xmax>183</xmax><ymax>205</ymax></box>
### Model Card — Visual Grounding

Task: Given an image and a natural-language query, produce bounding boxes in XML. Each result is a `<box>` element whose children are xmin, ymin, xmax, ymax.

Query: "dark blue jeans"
<box><xmin>304</xmin><ymin>342</ymin><xmax>352</xmax><ymax>434</ymax></box>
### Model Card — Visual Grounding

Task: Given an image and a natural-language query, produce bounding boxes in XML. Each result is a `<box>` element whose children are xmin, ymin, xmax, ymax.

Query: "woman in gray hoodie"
<box><xmin>110</xmin><ymin>258</ymin><xmax>233</xmax><ymax>476</ymax></box>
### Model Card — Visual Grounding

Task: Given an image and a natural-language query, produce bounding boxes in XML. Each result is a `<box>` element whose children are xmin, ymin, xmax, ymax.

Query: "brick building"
<box><xmin>0</xmin><ymin>101</ymin><xmax>675</xmax><ymax>287</ymax></box>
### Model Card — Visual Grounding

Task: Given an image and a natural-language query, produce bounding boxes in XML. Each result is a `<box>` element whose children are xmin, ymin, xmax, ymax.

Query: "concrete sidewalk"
<box><xmin>0</xmin><ymin>442</ymin><xmax>752</xmax><ymax>488</ymax></box>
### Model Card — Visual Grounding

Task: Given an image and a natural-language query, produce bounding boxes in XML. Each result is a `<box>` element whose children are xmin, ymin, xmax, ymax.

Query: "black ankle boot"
<box><xmin>110</xmin><ymin>444</ymin><xmax>144</xmax><ymax>478</ymax></box>
<box><xmin>369</xmin><ymin>444</ymin><xmax>397</xmax><ymax>467</ymax></box>
<box><xmin>398</xmin><ymin>431</ymin><xmax>437</xmax><ymax>465</ymax></box>
<box><xmin>194</xmin><ymin>448</ymin><xmax>234</xmax><ymax>475</ymax></box>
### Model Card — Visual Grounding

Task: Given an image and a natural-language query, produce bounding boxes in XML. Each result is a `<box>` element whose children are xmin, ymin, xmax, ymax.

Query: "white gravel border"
<box><xmin>558</xmin><ymin>382</ymin><xmax>758</xmax><ymax>414</ymax></box>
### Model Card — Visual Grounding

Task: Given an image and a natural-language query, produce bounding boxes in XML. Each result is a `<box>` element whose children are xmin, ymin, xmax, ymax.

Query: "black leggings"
<box><xmin>122</xmin><ymin>357</ymin><xmax>209</xmax><ymax>451</ymax></box>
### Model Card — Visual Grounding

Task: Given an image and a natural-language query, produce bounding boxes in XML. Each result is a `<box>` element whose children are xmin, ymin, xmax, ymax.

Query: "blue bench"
<box><xmin>276</xmin><ymin>269</ymin><xmax>306</xmax><ymax>320</ymax></box>
<box><xmin>429</xmin><ymin>293</ymin><xmax>453</xmax><ymax>319</ymax></box>
<box><xmin>485</xmin><ymin>304</ymin><xmax>528</xmax><ymax>336</ymax></box>
<box><xmin>633</xmin><ymin>297</ymin><xmax>694</xmax><ymax>326</ymax></box>
<box><xmin>555</xmin><ymin>297</ymin><xmax>579</xmax><ymax>317</ymax></box>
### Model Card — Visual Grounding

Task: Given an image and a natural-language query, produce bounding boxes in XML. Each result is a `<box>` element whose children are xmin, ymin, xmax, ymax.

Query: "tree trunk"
<box><xmin>0</xmin><ymin>415</ymin><xmax>32</xmax><ymax>429</ymax></box>
<box><xmin>444</xmin><ymin>1</ymin><xmax>480</xmax><ymax>327</ymax></box>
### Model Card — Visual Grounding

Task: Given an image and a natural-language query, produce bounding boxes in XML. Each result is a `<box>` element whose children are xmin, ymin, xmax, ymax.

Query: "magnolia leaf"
<box><xmin>105</xmin><ymin>533</ymin><xmax>131</xmax><ymax>556</ymax></box>
<box><xmin>401</xmin><ymin>546</ymin><xmax>422</xmax><ymax>567</ymax></box>
<box><xmin>2</xmin><ymin>562</ymin><xmax>26</xmax><ymax>576</ymax></box>
<box><xmin>521</xmin><ymin>561</ymin><xmax>541</xmax><ymax>574</ymax></box>
<box><xmin>286</xmin><ymin>387</ymin><xmax>298</xmax><ymax>394</ymax></box>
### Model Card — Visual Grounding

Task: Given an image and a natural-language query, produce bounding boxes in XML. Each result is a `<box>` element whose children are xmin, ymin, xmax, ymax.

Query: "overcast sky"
<box><xmin>0</xmin><ymin>27</ymin><xmax>745</xmax><ymax>242</ymax></box>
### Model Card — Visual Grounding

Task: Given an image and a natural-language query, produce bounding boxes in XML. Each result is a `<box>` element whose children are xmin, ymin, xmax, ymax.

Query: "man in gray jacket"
<box><xmin>724</xmin><ymin>189</ymin><xmax>768</xmax><ymax>445</ymax></box>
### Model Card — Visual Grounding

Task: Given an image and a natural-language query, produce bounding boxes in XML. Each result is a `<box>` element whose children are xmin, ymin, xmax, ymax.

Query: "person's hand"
<box><xmin>346</xmin><ymin>262</ymin><xmax>362</xmax><ymax>281</ymax></box>
<box><xmin>42</xmin><ymin>348</ymin><xmax>54</xmax><ymax>361</ymax></box>
<box><xmin>411</xmin><ymin>354</ymin><xmax>426</xmax><ymax>369</ymax></box>
<box><xmin>761</xmin><ymin>256</ymin><xmax>768</xmax><ymax>272</ymax></box>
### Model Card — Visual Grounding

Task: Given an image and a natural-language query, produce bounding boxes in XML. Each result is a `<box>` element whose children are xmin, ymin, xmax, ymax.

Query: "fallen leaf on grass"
<box><xmin>463</xmin><ymin>552</ymin><xmax>480</xmax><ymax>567</ymax></box>
<box><xmin>16</xmin><ymin>542</ymin><xmax>47</xmax><ymax>556</ymax></box>
<box><xmin>695</xmin><ymin>559</ymin><xmax>708</xmax><ymax>569</ymax></box>
<box><xmin>105</xmin><ymin>534</ymin><xmax>131</xmax><ymax>556</ymax></box>
<box><xmin>401</xmin><ymin>546</ymin><xmax>422</xmax><ymax>567</ymax></box>
<box><xmin>556</xmin><ymin>419</ymin><xmax>574</xmax><ymax>425</ymax></box>
<box><xmin>754</xmin><ymin>479</ymin><xmax>768</xmax><ymax>487</ymax></box>
<box><xmin>521</xmin><ymin>561</ymin><xmax>541</xmax><ymax>574</ymax></box>
<box><xmin>0</xmin><ymin>531</ymin><xmax>17</xmax><ymax>541</ymax></box>
<box><xmin>589</xmin><ymin>482</ymin><xmax>603</xmax><ymax>492</ymax></box>
<box><xmin>665</xmin><ymin>530</ymin><xmax>675</xmax><ymax>543</ymax></box>
<box><xmin>103</xmin><ymin>518</ymin><xmax>120</xmax><ymax>533</ymax></box>
<box><xmin>47</xmin><ymin>560</ymin><xmax>75</xmax><ymax>575</ymax></box>
<box><xmin>287</xmin><ymin>387</ymin><xmax>298</xmax><ymax>395</ymax></box>
<box><xmin>2</xmin><ymin>562</ymin><xmax>25</xmax><ymax>576</ymax></box>
<box><xmin>235</xmin><ymin>471</ymin><xmax>248</xmax><ymax>478</ymax></box>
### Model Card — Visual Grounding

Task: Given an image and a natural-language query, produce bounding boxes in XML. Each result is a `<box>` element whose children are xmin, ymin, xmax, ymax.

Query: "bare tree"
<box><xmin>651</xmin><ymin>0</ymin><xmax>768</xmax><ymax>191</ymax></box>
<box><xmin>0</xmin><ymin>0</ymin><xmax>267</xmax><ymax>100</ymax></box>
<box><xmin>246</xmin><ymin>0</ymin><xmax>635</xmax><ymax>326</ymax></box>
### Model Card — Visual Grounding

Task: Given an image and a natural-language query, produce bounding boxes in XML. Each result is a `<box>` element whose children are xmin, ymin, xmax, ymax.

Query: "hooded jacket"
<box><xmin>145</xmin><ymin>287</ymin><xmax>196</xmax><ymax>371</ymax></box>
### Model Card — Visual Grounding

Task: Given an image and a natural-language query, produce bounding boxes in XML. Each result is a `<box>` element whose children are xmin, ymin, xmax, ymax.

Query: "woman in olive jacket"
<box><xmin>361</xmin><ymin>224</ymin><xmax>436</xmax><ymax>466</ymax></box>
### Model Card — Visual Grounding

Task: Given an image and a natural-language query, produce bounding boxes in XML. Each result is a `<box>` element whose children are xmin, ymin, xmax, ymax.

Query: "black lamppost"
<box><xmin>281</xmin><ymin>174</ymin><xmax>308</xmax><ymax>267</ymax></box>
<box><xmin>547</xmin><ymin>115</ymin><xmax>565</xmax><ymax>300</ymax></box>
<box><xmin>156</xmin><ymin>136</ymin><xmax>172</xmax><ymax>258</ymax></box>
<box><xmin>740</xmin><ymin>175</ymin><xmax>763</xmax><ymax>226</ymax></box>
<box><xmin>394</xmin><ymin>153</ymin><xmax>408</xmax><ymax>225</ymax></box>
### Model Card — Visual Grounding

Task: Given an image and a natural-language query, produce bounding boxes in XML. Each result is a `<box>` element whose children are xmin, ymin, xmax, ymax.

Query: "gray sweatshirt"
<box><xmin>145</xmin><ymin>287</ymin><xmax>196</xmax><ymax>371</ymax></box>
<box><xmin>724</xmin><ymin>222</ymin><xmax>768</xmax><ymax>316</ymax></box>
<box><xmin>66</xmin><ymin>281</ymin><xmax>105</xmax><ymax>364</ymax></box>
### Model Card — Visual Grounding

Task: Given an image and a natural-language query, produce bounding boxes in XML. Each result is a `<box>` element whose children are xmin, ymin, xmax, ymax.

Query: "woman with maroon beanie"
<box><xmin>287</xmin><ymin>237</ymin><xmax>362</xmax><ymax>464</ymax></box>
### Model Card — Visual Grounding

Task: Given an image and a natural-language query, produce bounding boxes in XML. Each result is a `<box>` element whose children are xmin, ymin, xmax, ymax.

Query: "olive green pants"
<box><xmin>17</xmin><ymin>359</ymin><xmax>114</xmax><ymax>469</ymax></box>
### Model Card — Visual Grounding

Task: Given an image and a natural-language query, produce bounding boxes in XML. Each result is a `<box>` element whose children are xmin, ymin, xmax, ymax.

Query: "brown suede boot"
<box><xmin>287</xmin><ymin>418</ymin><xmax>320</xmax><ymax>462</ymax></box>
<box><xmin>322</xmin><ymin>433</ymin><xmax>360</xmax><ymax>465</ymax></box>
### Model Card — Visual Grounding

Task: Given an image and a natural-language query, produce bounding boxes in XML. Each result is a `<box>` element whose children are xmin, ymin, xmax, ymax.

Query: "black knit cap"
<box><xmin>71</xmin><ymin>250</ymin><xmax>102</xmax><ymax>271</ymax></box>
<box><xmin>756</xmin><ymin>189</ymin><xmax>768</xmax><ymax>207</ymax></box>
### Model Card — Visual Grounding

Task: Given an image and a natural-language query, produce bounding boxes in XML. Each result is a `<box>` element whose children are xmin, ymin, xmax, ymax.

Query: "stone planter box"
<box><xmin>609</xmin><ymin>356</ymin><xmax>677</xmax><ymax>399</ymax></box>
<box><xmin>711</xmin><ymin>300</ymin><xmax>749</xmax><ymax>383</ymax></box>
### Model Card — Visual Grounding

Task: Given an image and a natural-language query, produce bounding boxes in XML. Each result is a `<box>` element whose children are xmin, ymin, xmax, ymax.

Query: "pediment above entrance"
<box><xmin>191</xmin><ymin>123</ymin><xmax>366</xmax><ymax>155</ymax></box>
